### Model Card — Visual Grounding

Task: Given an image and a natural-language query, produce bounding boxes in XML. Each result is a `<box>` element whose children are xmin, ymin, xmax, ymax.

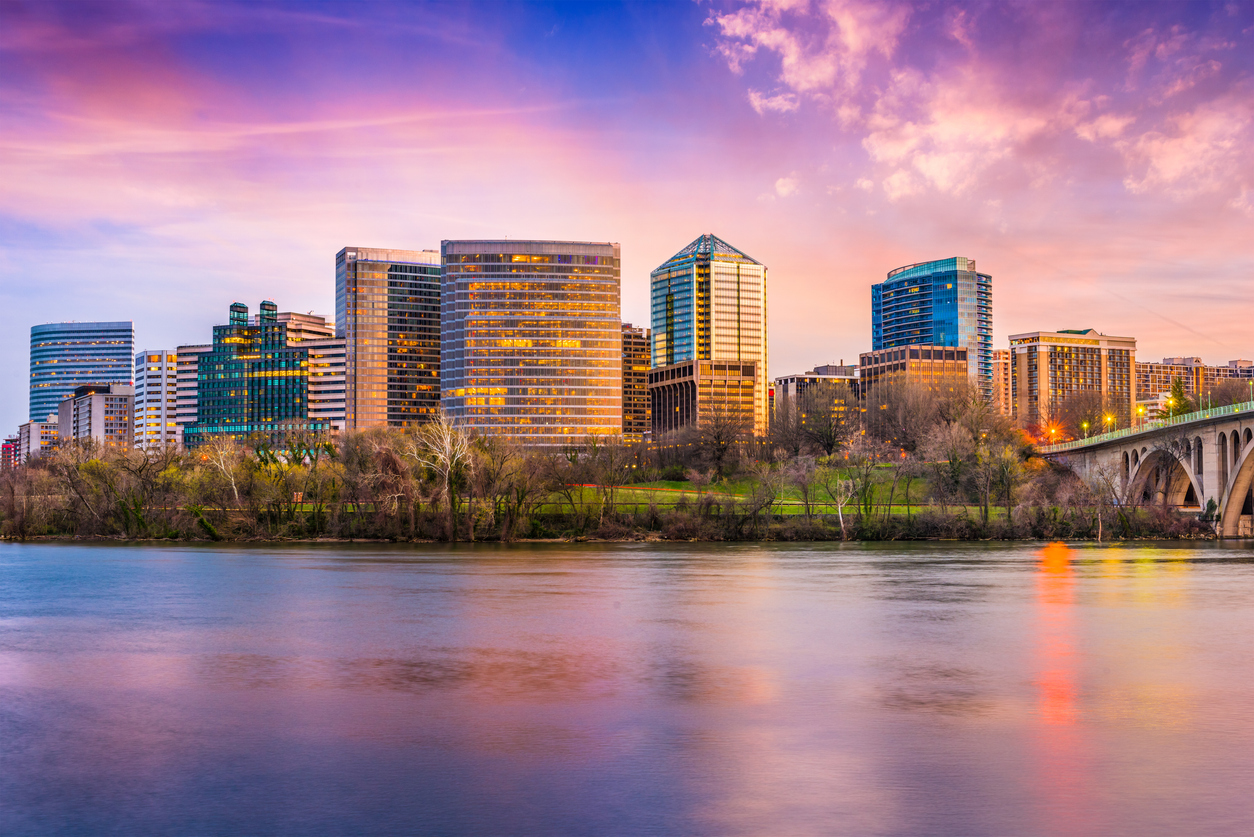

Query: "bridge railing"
<box><xmin>1039</xmin><ymin>399</ymin><xmax>1254</xmax><ymax>454</ymax></box>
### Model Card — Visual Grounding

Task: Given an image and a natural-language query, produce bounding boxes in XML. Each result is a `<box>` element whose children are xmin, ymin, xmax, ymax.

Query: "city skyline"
<box><xmin>2</xmin><ymin>1</ymin><xmax>1253</xmax><ymax>434</ymax></box>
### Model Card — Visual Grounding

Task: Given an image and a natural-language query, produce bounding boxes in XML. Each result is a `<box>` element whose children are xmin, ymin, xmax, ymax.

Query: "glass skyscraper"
<box><xmin>871</xmin><ymin>257</ymin><xmax>992</xmax><ymax>399</ymax></box>
<box><xmin>183</xmin><ymin>301</ymin><xmax>331</xmax><ymax>448</ymax></box>
<box><xmin>648</xmin><ymin>234</ymin><xmax>768</xmax><ymax>436</ymax></box>
<box><xmin>29</xmin><ymin>321</ymin><xmax>134</xmax><ymax>421</ymax></box>
<box><xmin>336</xmin><ymin>247</ymin><xmax>442</xmax><ymax>429</ymax></box>
<box><xmin>441</xmin><ymin>240</ymin><xmax>621</xmax><ymax>447</ymax></box>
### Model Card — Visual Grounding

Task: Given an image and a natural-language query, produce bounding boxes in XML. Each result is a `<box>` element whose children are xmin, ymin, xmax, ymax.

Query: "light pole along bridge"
<box><xmin>1039</xmin><ymin>400</ymin><xmax>1254</xmax><ymax>537</ymax></box>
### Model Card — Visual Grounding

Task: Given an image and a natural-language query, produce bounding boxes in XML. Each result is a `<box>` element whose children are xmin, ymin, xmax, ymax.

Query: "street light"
<box><xmin>1082</xmin><ymin>420</ymin><xmax>1089</xmax><ymax>439</ymax></box>
<box><xmin>1104</xmin><ymin>414</ymin><xmax>1114</xmax><ymax>434</ymax></box>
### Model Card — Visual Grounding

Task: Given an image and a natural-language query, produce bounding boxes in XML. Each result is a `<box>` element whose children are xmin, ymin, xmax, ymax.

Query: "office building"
<box><xmin>2</xmin><ymin>436</ymin><xmax>20</xmax><ymax>470</ymax></box>
<box><xmin>183</xmin><ymin>301</ymin><xmax>335</xmax><ymax>448</ymax></box>
<box><xmin>648</xmin><ymin>234</ymin><xmax>768</xmax><ymax>436</ymax></box>
<box><xmin>175</xmin><ymin>344</ymin><xmax>212</xmax><ymax>438</ymax></box>
<box><xmin>58</xmin><ymin>384</ymin><xmax>134</xmax><ymax>449</ymax></box>
<box><xmin>774</xmin><ymin>363</ymin><xmax>859</xmax><ymax>402</ymax></box>
<box><xmin>992</xmin><ymin>349</ymin><xmax>1012</xmax><ymax>416</ymax></box>
<box><xmin>134</xmin><ymin>350</ymin><xmax>180</xmax><ymax>449</ymax></box>
<box><xmin>622</xmin><ymin>323</ymin><xmax>651</xmax><ymax>443</ymax></box>
<box><xmin>336</xmin><ymin>247</ymin><xmax>441</xmax><ymax>429</ymax></box>
<box><xmin>29</xmin><ymin>321</ymin><xmax>134</xmax><ymax>421</ymax></box>
<box><xmin>17</xmin><ymin>416</ymin><xmax>58</xmax><ymax>462</ymax></box>
<box><xmin>871</xmin><ymin>258</ymin><xmax>992</xmax><ymax>400</ymax></box>
<box><xmin>859</xmin><ymin>344</ymin><xmax>971</xmax><ymax>395</ymax></box>
<box><xmin>1009</xmin><ymin>328</ymin><xmax>1136</xmax><ymax>429</ymax></box>
<box><xmin>441</xmin><ymin>239</ymin><xmax>621</xmax><ymax>446</ymax></box>
<box><xmin>1135</xmin><ymin>357</ymin><xmax>1253</xmax><ymax>403</ymax></box>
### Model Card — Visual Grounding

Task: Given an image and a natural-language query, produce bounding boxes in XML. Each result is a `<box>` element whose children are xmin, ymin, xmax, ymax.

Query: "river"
<box><xmin>2</xmin><ymin>541</ymin><xmax>1253</xmax><ymax>836</ymax></box>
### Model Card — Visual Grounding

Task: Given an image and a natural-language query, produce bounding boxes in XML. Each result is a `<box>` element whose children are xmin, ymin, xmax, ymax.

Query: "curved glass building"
<box><xmin>440</xmin><ymin>240</ymin><xmax>622</xmax><ymax>447</ymax></box>
<box><xmin>871</xmin><ymin>257</ymin><xmax>992</xmax><ymax>399</ymax></box>
<box><xmin>29</xmin><ymin>321</ymin><xmax>134</xmax><ymax>421</ymax></box>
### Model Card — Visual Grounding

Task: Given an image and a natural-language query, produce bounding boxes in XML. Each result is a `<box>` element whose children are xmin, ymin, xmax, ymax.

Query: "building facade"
<box><xmin>1135</xmin><ymin>357</ymin><xmax>1254</xmax><ymax>403</ymax></box>
<box><xmin>175</xmin><ymin>344</ymin><xmax>212</xmax><ymax>440</ymax></box>
<box><xmin>992</xmin><ymin>348</ymin><xmax>1012</xmax><ymax>416</ymax></box>
<box><xmin>441</xmin><ymin>240</ymin><xmax>622</xmax><ymax>446</ymax></box>
<box><xmin>858</xmin><ymin>345</ymin><xmax>970</xmax><ymax>394</ymax></box>
<box><xmin>622</xmin><ymin>323</ymin><xmax>651</xmax><ymax>443</ymax></box>
<box><xmin>336</xmin><ymin>247</ymin><xmax>442</xmax><ymax>429</ymax></box>
<box><xmin>648</xmin><ymin>234</ymin><xmax>768</xmax><ymax>436</ymax></box>
<box><xmin>774</xmin><ymin>365</ymin><xmax>859</xmax><ymax>402</ymax></box>
<box><xmin>30</xmin><ymin>321</ymin><xmax>134</xmax><ymax>421</ymax></box>
<box><xmin>871</xmin><ymin>258</ymin><xmax>992</xmax><ymax>400</ymax></box>
<box><xmin>183</xmin><ymin>302</ymin><xmax>334</xmax><ymax>448</ymax></box>
<box><xmin>2</xmin><ymin>436</ymin><xmax>21</xmax><ymax>470</ymax></box>
<box><xmin>17</xmin><ymin>417</ymin><xmax>59</xmax><ymax>462</ymax></box>
<box><xmin>58</xmin><ymin>384</ymin><xmax>134</xmax><ymax>449</ymax></box>
<box><xmin>134</xmin><ymin>350</ymin><xmax>180</xmax><ymax>449</ymax></box>
<box><xmin>1009</xmin><ymin>328</ymin><xmax>1136</xmax><ymax>429</ymax></box>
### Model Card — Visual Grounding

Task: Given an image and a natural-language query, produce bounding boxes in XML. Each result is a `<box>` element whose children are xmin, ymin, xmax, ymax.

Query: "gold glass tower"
<box><xmin>441</xmin><ymin>240</ymin><xmax>622</xmax><ymax>447</ymax></box>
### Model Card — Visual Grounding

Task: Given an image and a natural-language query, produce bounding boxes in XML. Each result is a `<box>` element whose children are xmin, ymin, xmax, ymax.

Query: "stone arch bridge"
<box><xmin>1041</xmin><ymin>402</ymin><xmax>1254</xmax><ymax>537</ymax></box>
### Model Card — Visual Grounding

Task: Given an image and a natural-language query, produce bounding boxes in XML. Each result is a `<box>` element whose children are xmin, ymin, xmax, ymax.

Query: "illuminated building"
<box><xmin>134</xmin><ymin>350</ymin><xmax>179</xmax><ymax>449</ymax></box>
<box><xmin>871</xmin><ymin>257</ymin><xmax>992</xmax><ymax>400</ymax></box>
<box><xmin>175</xmin><ymin>344</ymin><xmax>212</xmax><ymax>439</ymax></box>
<box><xmin>336</xmin><ymin>247</ymin><xmax>441</xmax><ymax>429</ymax></box>
<box><xmin>992</xmin><ymin>349</ymin><xmax>1012</xmax><ymax>416</ymax></box>
<box><xmin>774</xmin><ymin>364</ymin><xmax>859</xmax><ymax>401</ymax></box>
<box><xmin>1135</xmin><ymin>357</ymin><xmax>1253</xmax><ymax>403</ymax></box>
<box><xmin>1009</xmin><ymin>328</ymin><xmax>1136</xmax><ymax>429</ymax></box>
<box><xmin>859</xmin><ymin>345</ymin><xmax>969</xmax><ymax>393</ymax></box>
<box><xmin>17</xmin><ymin>416</ymin><xmax>58</xmax><ymax>462</ymax></box>
<box><xmin>29</xmin><ymin>321</ymin><xmax>134</xmax><ymax>421</ymax></box>
<box><xmin>440</xmin><ymin>240</ymin><xmax>622</xmax><ymax>446</ymax></box>
<box><xmin>622</xmin><ymin>323</ymin><xmax>651</xmax><ymax>442</ymax></box>
<box><xmin>183</xmin><ymin>301</ymin><xmax>338</xmax><ymax>448</ymax></box>
<box><xmin>57</xmin><ymin>384</ymin><xmax>134</xmax><ymax>449</ymax></box>
<box><xmin>648</xmin><ymin>234</ymin><xmax>768</xmax><ymax>437</ymax></box>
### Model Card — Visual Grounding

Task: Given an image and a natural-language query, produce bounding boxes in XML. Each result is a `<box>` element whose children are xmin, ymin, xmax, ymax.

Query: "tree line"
<box><xmin>0</xmin><ymin>376</ymin><xmax>1212</xmax><ymax>542</ymax></box>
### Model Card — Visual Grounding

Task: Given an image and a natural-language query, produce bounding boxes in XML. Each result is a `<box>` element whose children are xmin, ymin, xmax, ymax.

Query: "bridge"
<box><xmin>1039</xmin><ymin>400</ymin><xmax>1254</xmax><ymax>537</ymax></box>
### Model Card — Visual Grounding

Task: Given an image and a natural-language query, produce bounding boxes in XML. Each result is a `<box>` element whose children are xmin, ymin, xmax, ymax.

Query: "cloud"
<box><xmin>748</xmin><ymin>89</ymin><xmax>799</xmax><ymax>114</ymax></box>
<box><xmin>1120</xmin><ymin>100</ymin><xmax>1253</xmax><ymax>196</ymax></box>
<box><xmin>775</xmin><ymin>175</ymin><xmax>799</xmax><ymax>196</ymax></box>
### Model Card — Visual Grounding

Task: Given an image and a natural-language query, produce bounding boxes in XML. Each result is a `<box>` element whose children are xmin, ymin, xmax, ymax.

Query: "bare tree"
<box><xmin>402</xmin><ymin>410</ymin><xmax>472</xmax><ymax>541</ymax></box>
<box><xmin>799</xmin><ymin>382</ymin><xmax>856</xmax><ymax>457</ymax></box>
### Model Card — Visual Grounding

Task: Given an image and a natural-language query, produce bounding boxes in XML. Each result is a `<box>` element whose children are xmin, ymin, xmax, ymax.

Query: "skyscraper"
<box><xmin>441</xmin><ymin>239</ymin><xmax>621</xmax><ymax>446</ymax></box>
<box><xmin>1010</xmin><ymin>328</ymin><xmax>1136</xmax><ymax>431</ymax></box>
<box><xmin>183</xmin><ymin>301</ymin><xmax>336</xmax><ymax>448</ymax></box>
<box><xmin>647</xmin><ymin>234</ymin><xmax>768</xmax><ymax>436</ymax></box>
<box><xmin>871</xmin><ymin>258</ymin><xmax>992</xmax><ymax>400</ymax></box>
<box><xmin>29</xmin><ymin>321</ymin><xmax>134</xmax><ymax>421</ymax></box>
<box><xmin>622</xmin><ymin>323</ymin><xmax>651</xmax><ymax>443</ymax></box>
<box><xmin>134</xmin><ymin>350</ymin><xmax>180</xmax><ymax>449</ymax></box>
<box><xmin>335</xmin><ymin>247</ymin><xmax>441</xmax><ymax>429</ymax></box>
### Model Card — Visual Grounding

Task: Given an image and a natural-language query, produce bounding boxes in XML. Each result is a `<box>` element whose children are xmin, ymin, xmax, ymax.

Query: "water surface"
<box><xmin>2</xmin><ymin>541</ymin><xmax>1253</xmax><ymax>836</ymax></box>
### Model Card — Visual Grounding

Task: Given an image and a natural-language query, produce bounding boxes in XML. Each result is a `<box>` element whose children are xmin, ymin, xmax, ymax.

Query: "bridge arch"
<box><xmin>1232</xmin><ymin>431</ymin><xmax>1240</xmax><ymax>468</ymax></box>
<box><xmin>1220</xmin><ymin>433</ymin><xmax>1229</xmax><ymax>486</ymax></box>
<box><xmin>1219</xmin><ymin>442</ymin><xmax>1254</xmax><ymax>537</ymax></box>
<box><xmin>1128</xmin><ymin>448</ymin><xmax>1202</xmax><ymax>509</ymax></box>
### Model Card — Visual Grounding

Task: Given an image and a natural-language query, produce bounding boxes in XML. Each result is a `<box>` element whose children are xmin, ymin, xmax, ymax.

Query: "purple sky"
<box><xmin>2</xmin><ymin>1</ymin><xmax>1252</xmax><ymax>431</ymax></box>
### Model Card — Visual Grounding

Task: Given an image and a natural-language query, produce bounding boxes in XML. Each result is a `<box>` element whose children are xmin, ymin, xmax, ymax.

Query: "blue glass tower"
<box><xmin>29</xmin><ymin>321</ymin><xmax>134</xmax><ymax>421</ymax></box>
<box><xmin>871</xmin><ymin>257</ymin><xmax>992</xmax><ymax>399</ymax></box>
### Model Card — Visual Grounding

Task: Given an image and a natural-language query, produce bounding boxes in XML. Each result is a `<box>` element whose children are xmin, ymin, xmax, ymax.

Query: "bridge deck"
<box><xmin>1039</xmin><ymin>399</ymin><xmax>1254</xmax><ymax>454</ymax></box>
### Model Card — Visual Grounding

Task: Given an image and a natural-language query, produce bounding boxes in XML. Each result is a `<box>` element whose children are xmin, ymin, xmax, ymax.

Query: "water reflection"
<box><xmin>2</xmin><ymin>542</ymin><xmax>1254</xmax><ymax>836</ymax></box>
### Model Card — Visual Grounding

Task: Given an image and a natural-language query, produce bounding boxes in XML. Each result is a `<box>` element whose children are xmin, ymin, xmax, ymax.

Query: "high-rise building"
<box><xmin>871</xmin><ymin>258</ymin><xmax>992</xmax><ymax>400</ymax></box>
<box><xmin>622</xmin><ymin>323</ymin><xmax>651</xmax><ymax>443</ymax></box>
<box><xmin>183</xmin><ymin>301</ymin><xmax>336</xmax><ymax>448</ymax></box>
<box><xmin>336</xmin><ymin>247</ymin><xmax>441</xmax><ymax>429</ymax></box>
<box><xmin>17</xmin><ymin>416</ymin><xmax>58</xmax><ymax>462</ymax></box>
<box><xmin>441</xmin><ymin>240</ymin><xmax>622</xmax><ymax>446</ymax></box>
<box><xmin>648</xmin><ymin>234</ymin><xmax>768</xmax><ymax>436</ymax></box>
<box><xmin>58</xmin><ymin>384</ymin><xmax>134</xmax><ymax>449</ymax></box>
<box><xmin>992</xmin><ymin>349</ymin><xmax>1012</xmax><ymax>416</ymax></box>
<box><xmin>1009</xmin><ymin>328</ymin><xmax>1136</xmax><ymax>430</ymax></box>
<box><xmin>134</xmin><ymin>350</ymin><xmax>180</xmax><ymax>449</ymax></box>
<box><xmin>29</xmin><ymin>321</ymin><xmax>134</xmax><ymax>421</ymax></box>
<box><xmin>175</xmin><ymin>344</ymin><xmax>212</xmax><ymax>439</ymax></box>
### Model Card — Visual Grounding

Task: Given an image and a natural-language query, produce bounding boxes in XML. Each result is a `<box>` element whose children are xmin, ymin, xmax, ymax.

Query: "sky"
<box><xmin>2</xmin><ymin>0</ymin><xmax>1252</xmax><ymax>431</ymax></box>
